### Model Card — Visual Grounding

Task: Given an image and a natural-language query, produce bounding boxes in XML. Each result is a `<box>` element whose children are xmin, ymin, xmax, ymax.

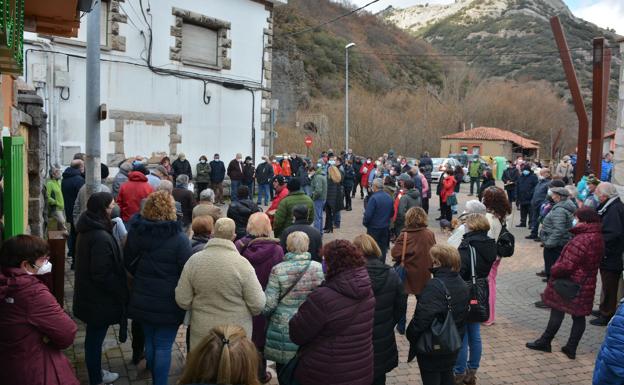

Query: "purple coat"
<box><xmin>289</xmin><ymin>266</ymin><xmax>375</xmax><ymax>385</ymax></box>
<box><xmin>236</xmin><ymin>236</ymin><xmax>284</xmax><ymax>347</ymax></box>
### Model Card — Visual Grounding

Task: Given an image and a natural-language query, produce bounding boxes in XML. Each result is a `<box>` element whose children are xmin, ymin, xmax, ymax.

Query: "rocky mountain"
<box><xmin>383</xmin><ymin>0</ymin><xmax>621</xmax><ymax>110</ymax></box>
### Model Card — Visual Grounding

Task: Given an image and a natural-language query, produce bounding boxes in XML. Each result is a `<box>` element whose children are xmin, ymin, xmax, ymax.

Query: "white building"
<box><xmin>23</xmin><ymin>0</ymin><xmax>282</xmax><ymax>167</ymax></box>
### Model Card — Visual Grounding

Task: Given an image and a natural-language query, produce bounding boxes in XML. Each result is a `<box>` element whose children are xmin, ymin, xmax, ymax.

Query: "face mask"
<box><xmin>200</xmin><ymin>159</ymin><xmax>206</xmax><ymax>164</ymax></box>
<box><xmin>375</xmin><ymin>161</ymin><xmax>381</xmax><ymax>167</ymax></box>
<box><xmin>214</xmin><ymin>158</ymin><xmax>219</xmax><ymax>161</ymax></box>
<box><xmin>328</xmin><ymin>160</ymin><xmax>336</xmax><ymax>166</ymax></box>
<box><xmin>572</xmin><ymin>218</ymin><xmax>578</xmax><ymax>227</ymax></box>
<box><xmin>180</xmin><ymin>157</ymin><xmax>186</xmax><ymax>161</ymax></box>
<box><xmin>547</xmin><ymin>189</ymin><xmax>553</xmax><ymax>197</ymax></box>
<box><xmin>316</xmin><ymin>163</ymin><xmax>322</xmax><ymax>169</ymax></box>
<box><xmin>522</xmin><ymin>170</ymin><xmax>529</xmax><ymax>176</ymax></box>
<box><xmin>29</xmin><ymin>260</ymin><xmax>52</xmax><ymax>275</ymax></box>
<box><xmin>366</xmin><ymin>160</ymin><xmax>371</xmax><ymax>164</ymax></box>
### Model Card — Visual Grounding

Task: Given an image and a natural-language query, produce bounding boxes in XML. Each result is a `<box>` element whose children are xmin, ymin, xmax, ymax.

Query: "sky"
<box><xmin>348</xmin><ymin>0</ymin><xmax>623</xmax><ymax>34</ymax></box>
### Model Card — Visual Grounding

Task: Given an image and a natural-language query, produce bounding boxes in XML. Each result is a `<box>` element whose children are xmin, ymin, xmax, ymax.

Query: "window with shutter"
<box><xmin>181</xmin><ymin>23</ymin><xmax>219</xmax><ymax>67</ymax></box>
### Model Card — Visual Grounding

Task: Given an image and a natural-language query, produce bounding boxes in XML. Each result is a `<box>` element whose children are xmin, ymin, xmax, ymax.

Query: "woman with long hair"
<box><xmin>477</xmin><ymin>171</ymin><xmax>496</xmax><ymax>200</ymax></box>
<box><xmin>324</xmin><ymin>165</ymin><xmax>344</xmax><ymax>233</ymax></box>
<box><xmin>125</xmin><ymin>190</ymin><xmax>192</xmax><ymax>385</ymax></box>
<box><xmin>74</xmin><ymin>192</ymin><xmax>128</xmax><ymax>385</ymax></box>
<box><xmin>177</xmin><ymin>325</ymin><xmax>260</xmax><ymax>385</ymax></box>
<box><xmin>481</xmin><ymin>187</ymin><xmax>512</xmax><ymax>326</ymax></box>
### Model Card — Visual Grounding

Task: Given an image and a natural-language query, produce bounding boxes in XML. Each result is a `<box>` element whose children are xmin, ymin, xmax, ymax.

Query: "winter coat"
<box><xmin>531</xmin><ymin>178</ymin><xmax>551</xmax><ymax>207</ymax></box>
<box><xmin>406</xmin><ymin>267</ymin><xmax>469</xmax><ymax>369</ymax></box>
<box><xmin>290</xmin><ymin>156</ymin><xmax>303</xmax><ymax>177</ymax></box>
<box><xmin>263</xmin><ymin>252</ymin><xmax>324</xmax><ymax>364</ymax></box>
<box><xmin>556</xmin><ymin>161</ymin><xmax>573</xmax><ymax>183</ymax></box>
<box><xmin>191</xmin><ymin>234</ymin><xmax>211</xmax><ymax>254</ymax></box>
<box><xmin>124</xmin><ymin>216</ymin><xmax>192</xmax><ymax>326</ymax></box>
<box><xmin>290</xmin><ymin>267</ymin><xmax>375</xmax><ymax>385</ymax></box>
<box><xmin>0</xmin><ymin>268</ymin><xmax>79</xmax><ymax>385</ymax></box>
<box><xmin>192</xmin><ymin>202</ymin><xmax>223</xmax><ymax>223</ymax></box>
<box><xmin>271</xmin><ymin>161</ymin><xmax>282</xmax><ymax>178</ymax></box>
<box><xmin>297</xmin><ymin>166</ymin><xmax>311</xmax><ymax>187</ymax></box>
<box><xmin>343</xmin><ymin>165</ymin><xmax>355</xmax><ymax>189</ymax></box>
<box><xmin>73</xmin><ymin>212</ymin><xmax>128</xmax><ymax>326</ymax></box>
<box><xmin>172</xmin><ymin>158</ymin><xmax>193</xmax><ymax>180</ymax></box>
<box><xmin>454</xmin><ymin>171</ymin><xmax>464</xmax><ymax>192</ymax></box>
<box><xmin>267</xmin><ymin>187</ymin><xmax>289</xmax><ymax>215</ymax></box>
<box><xmin>73</xmin><ymin>184</ymin><xmax>111</xmax><ymax>226</ymax></box>
<box><xmin>227</xmin><ymin>199</ymin><xmax>261</xmax><ymax>239</ymax></box>
<box><xmin>543</xmin><ymin>223</ymin><xmax>603</xmax><ymax>316</ymax></box>
<box><xmin>227</xmin><ymin>159</ymin><xmax>244</xmax><ymax>181</ymax></box>
<box><xmin>235</xmin><ymin>236</ymin><xmax>284</xmax><ymax>348</ymax></box>
<box><xmin>281</xmin><ymin>159</ymin><xmax>292</xmax><ymax>177</ymax></box>
<box><xmin>243</xmin><ymin>163</ymin><xmax>255</xmax><ymax>184</ymax></box>
<box><xmin>601</xmin><ymin>160</ymin><xmax>613</xmax><ymax>182</ymax></box>
<box><xmin>440</xmin><ymin>175</ymin><xmax>456</xmax><ymax>204</ymax></box>
<box><xmin>209</xmin><ymin>160</ymin><xmax>226</xmax><ymax>183</ymax></box>
<box><xmin>360</xmin><ymin>163</ymin><xmax>374</xmax><ymax>187</ymax></box>
<box><xmin>279</xmin><ymin>219</ymin><xmax>323</xmax><ymax>262</ymax></box>
<box><xmin>540</xmin><ymin>198</ymin><xmax>576</xmax><ymax>248</ymax></box>
<box><xmin>325</xmin><ymin>176</ymin><xmax>344</xmax><ymax>211</ymax></box>
<box><xmin>502</xmin><ymin>167</ymin><xmax>519</xmax><ymax>191</ymax></box>
<box><xmin>366</xmin><ymin>257</ymin><xmax>407</xmax><ymax>378</ymax></box>
<box><xmin>255</xmin><ymin>161</ymin><xmax>274</xmax><ymax>185</ymax></box>
<box><xmin>46</xmin><ymin>179</ymin><xmax>64</xmax><ymax>211</ymax></box>
<box><xmin>175</xmin><ymin>237</ymin><xmax>266</xmax><ymax>349</ymax></box>
<box><xmin>478</xmin><ymin>177</ymin><xmax>495</xmax><ymax>200</ymax></box>
<box><xmin>468</xmin><ymin>161</ymin><xmax>484</xmax><ymax>178</ymax></box>
<box><xmin>391</xmin><ymin>226</ymin><xmax>436</xmax><ymax>295</ymax></box>
<box><xmin>598</xmin><ymin>197</ymin><xmax>624</xmax><ymax>271</ymax></box>
<box><xmin>117</xmin><ymin>171</ymin><xmax>154</xmax><ymax>222</ymax></box>
<box><xmin>395</xmin><ymin>189</ymin><xmax>422</xmax><ymax>234</ymax></box>
<box><xmin>195</xmin><ymin>162</ymin><xmax>211</xmax><ymax>183</ymax></box>
<box><xmin>516</xmin><ymin>171</ymin><xmax>538</xmax><ymax>205</ymax></box>
<box><xmin>61</xmin><ymin>167</ymin><xmax>84</xmax><ymax>220</ymax></box>
<box><xmin>111</xmin><ymin>163</ymin><xmax>130</xmax><ymax>198</ymax></box>
<box><xmin>593</xmin><ymin>300</ymin><xmax>624</xmax><ymax>385</ymax></box>
<box><xmin>311</xmin><ymin>170</ymin><xmax>328</xmax><ymax>201</ymax></box>
<box><xmin>458</xmin><ymin>230</ymin><xmax>497</xmax><ymax>281</ymax></box>
<box><xmin>363</xmin><ymin>190</ymin><xmax>394</xmax><ymax>230</ymax></box>
<box><xmin>172</xmin><ymin>187</ymin><xmax>197</xmax><ymax>226</ymax></box>
<box><xmin>273</xmin><ymin>191</ymin><xmax>314</xmax><ymax>237</ymax></box>
<box><xmin>419</xmin><ymin>156</ymin><xmax>433</xmax><ymax>181</ymax></box>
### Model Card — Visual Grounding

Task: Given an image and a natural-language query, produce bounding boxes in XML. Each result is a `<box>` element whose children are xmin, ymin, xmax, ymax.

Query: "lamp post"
<box><xmin>345</xmin><ymin>42</ymin><xmax>355</xmax><ymax>154</ymax></box>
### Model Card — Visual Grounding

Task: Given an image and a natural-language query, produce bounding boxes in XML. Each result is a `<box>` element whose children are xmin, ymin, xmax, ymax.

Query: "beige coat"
<box><xmin>175</xmin><ymin>237</ymin><xmax>266</xmax><ymax>348</ymax></box>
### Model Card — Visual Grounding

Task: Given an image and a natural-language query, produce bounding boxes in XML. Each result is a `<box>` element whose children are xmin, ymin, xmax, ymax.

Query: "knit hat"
<box><xmin>287</xmin><ymin>178</ymin><xmax>301</xmax><ymax>192</ymax></box>
<box><xmin>549</xmin><ymin>179</ymin><xmax>566</xmax><ymax>188</ymax></box>
<box><xmin>214</xmin><ymin>218</ymin><xmax>236</xmax><ymax>240</ymax></box>
<box><xmin>397</xmin><ymin>173</ymin><xmax>411</xmax><ymax>182</ymax></box>
<box><xmin>132</xmin><ymin>162</ymin><xmax>149</xmax><ymax>175</ymax></box>
<box><xmin>550</xmin><ymin>187</ymin><xmax>570</xmax><ymax>197</ymax></box>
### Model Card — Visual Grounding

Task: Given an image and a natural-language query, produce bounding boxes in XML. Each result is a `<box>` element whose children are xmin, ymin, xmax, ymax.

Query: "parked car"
<box><xmin>431</xmin><ymin>157</ymin><xmax>465</xmax><ymax>183</ymax></box>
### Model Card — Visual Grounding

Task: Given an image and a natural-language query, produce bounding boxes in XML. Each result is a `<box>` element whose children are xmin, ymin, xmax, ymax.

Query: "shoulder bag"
<box><xmin>266</xmin><ymin>261</ymin><xmax>312</xmax><ymax>325</ymax></box>
<box><xmin>394</xmin><ymin>232</ymin><xmax>408</xmax><ymax>283</ymax></box>
<box><xmin>466</xmin><ymin>245</ymin><xmax>490</xmax><ymax>323</ymax></box>
<box><xmin>415</xmin><ymin>278</ymin><xmax>462</xmax><ymax>355</ymax></box>
<box><xmin>446</xmin><ymin>193</ymin><xmax>458</xmax><ymax>207</ymax></box>
<box><xmin>497</xmin><ymin>219</ymin><xmax>515</xmax><ymax>258</ymax></box>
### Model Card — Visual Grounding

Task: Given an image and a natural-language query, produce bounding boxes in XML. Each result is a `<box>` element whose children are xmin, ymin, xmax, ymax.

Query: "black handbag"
<box><xmin>278</xmin><ymin>354</ymin><xmax>301</xmax><ymax>385</ymax></box>
<box><xmin>415</xmin><ymin>278</ymin><xmax>463</xmax><ymax>355</ymax></box>
<box><xmin>466</xmin><ymin>245</ymin><xmax>489</xmax><ymax>323</ymax></box>
<box><xmin>496</xmin><ymin>221</ymin><xmax>515</xmax><ymax>258</ymax></box>
<box><xmin>553</xmin><ymin>278</ymin><xmax>582</xmax><ymax>301</ymax></box>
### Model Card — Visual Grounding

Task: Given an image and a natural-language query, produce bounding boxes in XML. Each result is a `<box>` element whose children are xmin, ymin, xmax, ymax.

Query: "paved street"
<box><xmin>63</xmin><ymin>184</ymin><xmax>607</xmax><ymax>384</ymax></box>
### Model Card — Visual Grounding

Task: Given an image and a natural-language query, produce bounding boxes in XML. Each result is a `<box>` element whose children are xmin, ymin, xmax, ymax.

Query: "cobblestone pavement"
<box><xmin>63</xmin><ymin>184</ymin><xmax>606</xmax><ymax>384</ymax></box>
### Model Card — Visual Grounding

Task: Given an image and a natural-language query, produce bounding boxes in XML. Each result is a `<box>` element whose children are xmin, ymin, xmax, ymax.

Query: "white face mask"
<box><xmin>28</xmin><ymin>260</ymin><xmax>52</xmax><ymax>275</ymax></box>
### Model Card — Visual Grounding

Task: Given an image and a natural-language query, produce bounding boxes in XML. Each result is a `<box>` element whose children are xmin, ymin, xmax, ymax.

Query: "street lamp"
<box><xmin>345</xmin><ymin>42</ymin><xmax>355</xmax><ymax>154</ymax></box>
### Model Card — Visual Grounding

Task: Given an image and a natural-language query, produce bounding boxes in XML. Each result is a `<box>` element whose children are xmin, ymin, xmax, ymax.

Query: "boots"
<box><xmin>454</xmin><ymin>373</ymin><xmax>466</xmax><ymax>385</ymax></box>
<box><xmin>526</xmin><ymin>338</ymin><xmax>552</xmax><ymax>352</ymax></box>
<box><xmin>464</xmin><ymin>368</ymin><xmax>477</xmax><ymax>385</ymax></box>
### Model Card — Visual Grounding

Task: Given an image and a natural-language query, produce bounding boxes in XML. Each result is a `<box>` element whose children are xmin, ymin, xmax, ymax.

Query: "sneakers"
<box><xmin>526</xmin><ymin>339</ymin><xmax>552</xmax><ymax>353</ymax></box>
<box><xmin>101</xmin><ymin>369</ymin><xmax>119</xmax><ymax>384</ymax></box>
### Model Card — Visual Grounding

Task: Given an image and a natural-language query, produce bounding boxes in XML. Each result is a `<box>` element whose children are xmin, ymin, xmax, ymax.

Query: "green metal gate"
<box><xmin>2</xmin><ymin>136</ymin><xmax>25</xmax><ymax>238</ymax></box>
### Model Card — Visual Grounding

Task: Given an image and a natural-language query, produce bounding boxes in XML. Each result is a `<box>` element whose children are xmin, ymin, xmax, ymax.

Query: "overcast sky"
<box><xmin>348</xmin><ymin>0</ymin><xmax>623</xmax><ymax>34</ymax></box>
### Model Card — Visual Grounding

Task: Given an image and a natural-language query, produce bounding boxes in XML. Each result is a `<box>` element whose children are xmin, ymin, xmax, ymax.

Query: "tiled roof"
<box><xmin>441</xmin><ymin>126</ymin><xmax>539</xmax><ymax>149</ymax></box>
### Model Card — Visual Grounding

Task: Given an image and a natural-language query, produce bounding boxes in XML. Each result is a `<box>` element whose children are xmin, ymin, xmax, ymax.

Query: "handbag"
<box><xmin>446</xmin><ymin>193</ymin><xmax>458</xmax><ymax>207</ymax></box>
<box><xmin>497</xmin><ymin>220</ymin><xmax>515</xmax><ymax>258</ymax></box>
<box><xmin>278</xmin><ymin>353</ymin><xmax>302</xmax><ymax>385</ymax></box>
<box><xmin>415</xmin><ymin>278</ymin><xmax>462</xmax><ymax>355</ymax></box>
<box><xmin>465</xmin><ymin>245</ymin><xmax>489</xmax><ymax>323</ymax></box>
<box><xmin>394</xmin><ymin>232</ymin><xmax>408</xmax><ymax>283</ymax></box>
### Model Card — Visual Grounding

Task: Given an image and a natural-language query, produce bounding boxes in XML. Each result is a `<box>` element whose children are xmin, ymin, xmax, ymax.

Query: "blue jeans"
<box><xmin>85</xmin><ymin>324</ymin><xmax>109</xmax><ymax>385</ymax></box>
<box><xmin>231</xmin><ymin>180</ymin><xmax>241</xmax><ymax>201</ymax></box>
<box><xmin>313</xmin><ymin>199</ymin><xmax>325</xmax><ymax>233</ymax></box>
<box><xmin>143</xmin><ymin>323</ymin><xmax>179</xmax><ymax>385</ymax></box>
<box><xmin>333</xmin><ymin>210</ymin><xmax>341</xmax><ymax>228</ymax></box>
<box><xmin>303</xmin><ymin>184</ymin><xmax>312</xmax><ymax>197</ymax></box>
<box><xmin>367</xmin><ymin>227</ymin><xmax>390</xmax><ymax>263</ymax></box>
<box><xmin>257</xmin><ymin>183</ymin><xmax>270</xmax><ymax>205</ymax></box>
<box><xmin>454</xmin><ymin>322</ymin><xmax>482</xmax><ymax>374</ymax></box>
<box><xmin>245</xmin><ymin>181</ymin><xmax>254</xmax><ymax>200</ymax></box>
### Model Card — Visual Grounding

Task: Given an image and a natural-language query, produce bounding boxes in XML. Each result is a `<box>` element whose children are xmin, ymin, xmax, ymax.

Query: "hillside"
<box><xmin>383</xmin><ymin>0</ymin><xmax>621</xmax><ymax>110</ymax></box>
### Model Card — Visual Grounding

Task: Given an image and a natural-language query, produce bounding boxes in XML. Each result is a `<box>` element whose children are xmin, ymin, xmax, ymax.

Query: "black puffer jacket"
<box><xmin>458</xmin><ymin>230</ymin><xmax>497</xmax><ymax>280</ymax></box>
<box><xmin>406</xmin><ymin>267</ymin><xmax>469</xmax><ymax>370</ymax></box>
<box><xmin>73</xmin><ymin>212</ymin><xmax>128</xmax><ymax>326</ymax></box>
<box><xmin>326</xmin><ymin>176</ymin><xmax>344</xmax><ymax>210</ymax></box>
<box><xmin>343</xmin><ymin>165</ymin><xmax>355</xmax><ymax>189</ymax></box>
<box><xmin>598</xmin><ymin>197</ymin><xmax>624</xmax><ymax>271</ymax></box>
<box><xmin>227</xmin><ymin>199</ymin><xmax>261</xmax><ymax>239</ymax></box>
<box><xmin>366</xmin><ymin>257</ymin><xmax>407</xmax><ymax>378</ymax></box>
<box><xmin>124</xmin><ymin>216</ymin><xmax>192</xmax><ymax>326</ymax></box>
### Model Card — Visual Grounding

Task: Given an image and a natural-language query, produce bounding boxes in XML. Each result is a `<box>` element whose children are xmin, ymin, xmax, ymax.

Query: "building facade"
<box><xmin>23</xmin><ymin>0</ymin><xmax>282</xmax><ymax>168</ymax></box>
<box><xmin>440</xmin><ymin>126</ymin><xmax>539</xmax><ymax>160</ymax></box>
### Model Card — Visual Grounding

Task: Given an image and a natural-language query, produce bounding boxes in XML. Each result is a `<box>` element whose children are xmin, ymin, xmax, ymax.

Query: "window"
<box><xmin>181</xmin><ymin>23</ymin><xmax>219</xmax><ymax>67</ymax></box>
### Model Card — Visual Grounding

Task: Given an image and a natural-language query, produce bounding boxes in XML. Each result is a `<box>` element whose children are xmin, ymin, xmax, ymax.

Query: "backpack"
<box><xmin>497</xmin><ymin>221</ymin><xmax>515</xmax><ymax>258</ymax></box>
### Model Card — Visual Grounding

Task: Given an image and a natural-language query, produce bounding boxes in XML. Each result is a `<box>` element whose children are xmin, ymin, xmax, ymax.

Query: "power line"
<box><xmin>285</xmin><ymin>0</ymin><xmax>381</xmax><ymax>37</ymax></box>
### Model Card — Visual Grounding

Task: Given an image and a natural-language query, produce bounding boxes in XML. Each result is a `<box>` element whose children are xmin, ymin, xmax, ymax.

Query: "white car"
<box><xmin>430</xmin><ymin>158</ymin><xmax>466</xmax><ymax>183</ymax></box>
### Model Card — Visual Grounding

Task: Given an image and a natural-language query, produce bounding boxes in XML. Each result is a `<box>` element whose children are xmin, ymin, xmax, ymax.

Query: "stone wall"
<box><xmin>260</xmin><ymin>7</ymin><xmax>273</xmax><ymax>152</ymax></box>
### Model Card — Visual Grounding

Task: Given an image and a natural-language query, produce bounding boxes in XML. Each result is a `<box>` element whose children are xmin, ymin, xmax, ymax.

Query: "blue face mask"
<box><xmin>522</xmin><ymin>170</ymin><xmax>530</xmax><ymax>176</ymax></box>
<box><xmin>572</xmin><ymin>218</ymin><xmax>578</xmax><ymax>227</ymax></box>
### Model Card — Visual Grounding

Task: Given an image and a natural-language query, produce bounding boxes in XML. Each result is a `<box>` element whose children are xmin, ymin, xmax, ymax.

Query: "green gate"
<box><xmin>2</xmin><ymin>136</ymin><xmax>24</xmax><ymax>238</ymax></box>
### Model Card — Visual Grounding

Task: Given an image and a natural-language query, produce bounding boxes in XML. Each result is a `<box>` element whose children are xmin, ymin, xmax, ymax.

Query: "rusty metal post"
<box><xmin>47</xmin><ymin>231</ymin><xmax>66</xmax><ymax>306</ymax></box>
<box><xmin>550</xmin><ymin>17</ymin><xmax>589</xmax><ymax>182</ymax></box>
<box><xmin>602</xmin><ymin>48</ymin><xmax>612</xmax><ymax>128</ymax></box>
<box><xmin>591</xmin><ymin>37</ymin><xmax>608</xmax><ymax>176</ymax></box>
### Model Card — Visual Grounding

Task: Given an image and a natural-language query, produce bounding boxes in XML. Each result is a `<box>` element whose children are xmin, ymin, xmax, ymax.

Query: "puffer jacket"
<box><xmin>458</xmin><ymin>230</ymin><xmax>497</xmax><ymax>280</ymax></box>
<box><xmin>290</xmin><ymin>267</ymin><xmax>375</xmax><ymax>385</ymax></box>
<box><xmin>343</xmin><ymin>165</ymin><xmax>355</xmax><ymax>189</ymax></box>
<box><xmin>116</xmin><ymin>171</ymin><xmax>154</xmax><ymax>222</ymax></box>
<box><xmin>598</xmin><ymin>197</ymin><xmax>624</xmax><ymax>271</ymax></box>
<box><xmin>395</xmin><ymin>188</ymin><xmax>421</xmax><ymax>234</ymax></box>
<box><xmin>273</xmin><ymin>191</ymin><xmax>314</xmax><ymax>237</ymax></box>
<box><xmin>366</xmin><ymin>257</ymin><xmax>407</xmax><ymax>379</ymax></box>
<box><xmin>540</xmin><ymin>198</ymin><xmax>576</xmax><ymax>248</ymax></box>
<box><xmin>593</xmin><ymin>300</ymin><xmax>624</xmax><ymax>385</ymax></box>
<box><xmin>226</xmin><ymin>199</ymin><xmax>261</xmax><ymax>239</ymax></box>
<box><xmin>195</xmin><ymin>162</ymin><xmax>211</xmax><ymax>183</ymax></box>
<box><xmin>543</xmin><ymin>223</ymin><xmax>603</xmax><ymax>316</ymax></box>
<box><xmin>517</xmin><ymin>171</ymin><xmax>538</xmax><ymax>205</ymax></box>
<box><xmin>0</xmin><ymin>268</ymin><xmax>79</xmax><ymax>385</ymax></box>
<box><xmin>325</xmin><ymin>175</ymin><xmax>344</xmax><ymax>210</ymax></box>
<box><xmin>125</xmin><ymin>216</ymin><xmax>192</xmax><ymax>326</ymax></box>
<box><xmin>311</xmin><ymin>170</ymin><xmax>327</xmax><ymax>201</ymax></box>
<box><xmin>111</xmin><ymin>162</ymin><xmax>130</xmax><ymax>198</ymax></box>
<box><xmin>172</xmin><ymin>158</ymin><xmax>193</xmax><ymax>180</ymax></box>
<box><xmin>263</xmin><ymin>252</ymin><xmax>324</xmax><ymax>364</ymax></box>
<box><xmin>61</xmin><ymin>167</ymin><xmax>85</xmax><ymax>220</ymax></box>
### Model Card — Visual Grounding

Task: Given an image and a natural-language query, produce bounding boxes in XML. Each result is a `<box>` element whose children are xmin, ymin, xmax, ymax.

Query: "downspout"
<box><xmin>249</xmin><ymin>89</ymin><xmax>256</xmax><ymax>164</ymax></box>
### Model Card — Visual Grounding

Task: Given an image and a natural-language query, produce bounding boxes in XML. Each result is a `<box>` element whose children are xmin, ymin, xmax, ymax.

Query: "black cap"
<box><xmin>287</xmin><ymin>178</ymin><xmax>301</xmax><ymax>192</ymax></box>
<box><xmin>549</xmin><ymin>179</ymin><xmax>566</xmax><ymax>188</ymax></box>
<box><xmin>273</xmin><ymin>175</ymin><xmax>286</xmax><ymax>185</ymax></box>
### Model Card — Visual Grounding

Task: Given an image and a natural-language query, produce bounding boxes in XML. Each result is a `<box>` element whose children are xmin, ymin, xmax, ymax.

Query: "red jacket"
<box><xmin>267</xmin><ymin>187</ymin><xmax>289</xmax><ymax>221</ymax></box>
<box><xmin>117</xmin><ymin>171</ymin><xmax>154</xmax><ymax>221</ymax></box>
<box><xmin>440</xmin><ymin>175</ymin><xmax>456</xmax><ymax>203</ymax></box>
<box><xmin>542</xmin><ymin>223</ymin><xmax>604</xmax><ymax>316</ymax></box>
<box><xmin>360</xmin><ymin>163</ymin><xmax>373</xmax><ymax>187</ymax></box>
<box><xmin>0</xmin><ymin>268</ymin><xmax>79</xmax><ymax>385</ymax></box>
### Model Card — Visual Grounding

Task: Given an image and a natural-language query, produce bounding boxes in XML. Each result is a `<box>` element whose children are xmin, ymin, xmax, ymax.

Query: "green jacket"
<box><xmin>311</xmin><ymin>170</ymin><xmax>327</xmax><ymax>201</ymax></box>
<box><xmin>273</xmin><ymin>191</ymin><xmax>314</xmax><ymax>237</ymax></box>
<box><xmin>468</xmin><ymin>160</ymin><xmax>484</xmax><ymax>178</ymax></box>
<box><xmin>195</xmin><ymin>162</ymin><xmax>212</xmax><ymax>183</ymax></box>
<box><xmin>46</xmin><ymin>179</ymin><xmax>64</xmax><ymax>210</ymax></box>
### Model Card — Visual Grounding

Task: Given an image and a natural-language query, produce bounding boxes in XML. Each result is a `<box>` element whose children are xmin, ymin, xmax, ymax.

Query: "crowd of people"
<box><xmin>0</xmin><ymin>148</ymin><xmax>623</xmax><ymax>385</ymax></box>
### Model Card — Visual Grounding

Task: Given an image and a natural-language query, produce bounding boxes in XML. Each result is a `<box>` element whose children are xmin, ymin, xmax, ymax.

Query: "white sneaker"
<box><xmin>101</xmin><ymin>369</ymin><xmax>119</xmax><ymax>384</ymax></box>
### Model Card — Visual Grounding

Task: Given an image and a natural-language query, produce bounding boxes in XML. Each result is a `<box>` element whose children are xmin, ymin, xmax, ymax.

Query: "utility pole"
<box><xmin>85</xmin><ymin>0</ymin><xmax>101</xmax><ymax>196</ymax></box>
<box><xmin>345</xmin><ymin>42</ymin><xmax>355</xmax><ymax>154</ymax></box>
<box><xmin>613</xmin><ymin>38</ymin><xmax>624</xmax><ymax>193</ymax></box>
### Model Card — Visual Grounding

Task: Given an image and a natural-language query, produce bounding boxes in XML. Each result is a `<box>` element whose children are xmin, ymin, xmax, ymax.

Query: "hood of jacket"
<box><xmin>284</xmin><ymin>251</ymin><xmax>311</xmax><ymax>263</ymax></box>
<box><xmin>325</xmin><ymin>266</ymin><xmax>372</xmax><ymax>300</ymax></box>
<box><xmin>0</xmin><ymin>267</ymin><xmax>39</xmax><ymax>301</ymax></box>
<box><xmin>460</xmin><ymin>230</ymin><xmax>497</xmax><ymax>260</ymax></box>
<box><xmin>406</xmin><ymin>188</ymin><xmax>420</xmax><ymax>199</ymax></box>
<box><xmin>237</xmin><ymin>237</ymin><xmax>281</xmax><ymax>264</ymax></box>
<box><xmin>128</xmin><ymin>215</ymin><xmax>182</xmax><ymax>238</ymax></box>
<box><xmin>366</xmin><ymin>257</ymin><xmax>390</xmax><ymax>293</ymax></box>
<box><xmin>570</xmin><ymin>222</ymin><xmax>602</xmax><ymax>236</ymax></box>
<box><xmin>554</xmin><ymin>198</ymin><xmax>577</xmax><ymax>215</ymax></box>
<box><xmin>128</xmin><ymin>171</ymin><xmax>148</xmax><ymax>182</ymax></box>
<box><xmin>75</xmin><ymin>211</ymin><xmax>111</xmax><ymax>234</ymax></box>
<box><xmin>62</xmin><ymin>166</ymin><xmax>82</xmax><ymax>179</ymax></box>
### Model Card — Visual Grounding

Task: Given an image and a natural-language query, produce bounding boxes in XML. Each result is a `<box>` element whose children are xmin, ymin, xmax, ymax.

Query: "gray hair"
<box><xmin>372</xmin><ymin>178</ymin><xmax>384</xmax><ymax>191</ymax></box>
<box><xmin>464</xmin><ymin>200</ymin><xmax>487</xmax><ymax>215</ymax></box>
<box><xmin>176</xmin><ymin>174</ymin><xmax>189</xmax><ymax>185</ymax></box>
<box><xmin>596</xmin><ymin>182</ymin><xmax>619</xmax><ymax>199</ymax></box>
<box><xmin>565</xmin><ymin>185</ymin><xmax>577</xmax><ymax>199</ymax></box>
<box><xmin>286</xmin><ymin>231</ymin><xmax>310</xmax><ymax>254</ymax></box>
<box><xmin>157</xmin><ymin>180</ymin><xmax>174</xmax><ymax>194</ymax></box>
<box><xmin>199</xmin><ymin>188</ymin><xmax>215</xmax><ymax>203</ymax></box>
